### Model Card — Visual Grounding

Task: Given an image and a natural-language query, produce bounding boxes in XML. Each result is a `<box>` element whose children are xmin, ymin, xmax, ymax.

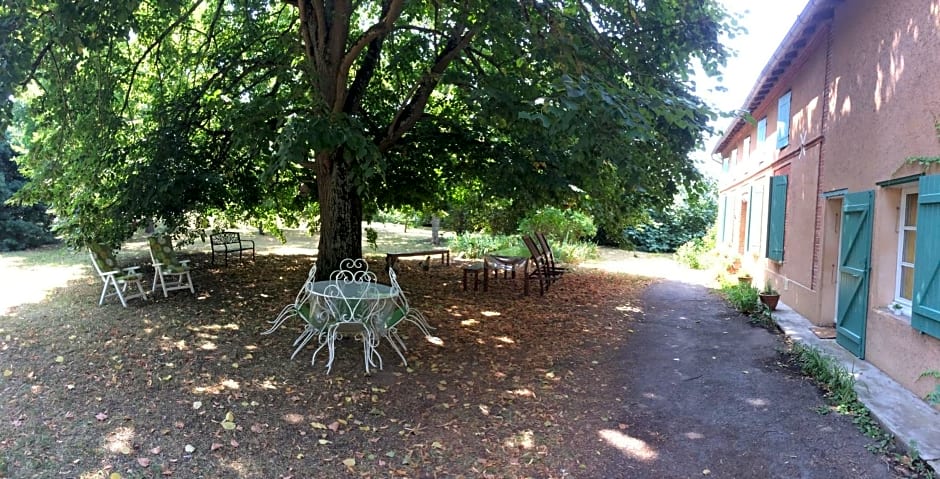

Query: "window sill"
<box><xmin>878</xmin><ymin>306</ymin><xmax>912</xmax><ymax>325</ymax></box>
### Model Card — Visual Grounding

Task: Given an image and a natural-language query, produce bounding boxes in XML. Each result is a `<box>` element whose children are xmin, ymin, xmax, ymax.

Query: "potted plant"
<box><xmin>738</xmin><ymin>273</ymin><xmax>753</xmax><ymax>287</ymax></box>
<box><xmin>759</xmin><ymin>281</ymin><xmax>780</xmax><ymax>311</ymax></box>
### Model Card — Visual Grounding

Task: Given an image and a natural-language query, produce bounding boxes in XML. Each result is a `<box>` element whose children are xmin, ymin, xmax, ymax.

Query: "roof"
<box><xmin>711</xmin><ymin>0</ymin><xmax>839</xmax><ymax>156</ymax></box>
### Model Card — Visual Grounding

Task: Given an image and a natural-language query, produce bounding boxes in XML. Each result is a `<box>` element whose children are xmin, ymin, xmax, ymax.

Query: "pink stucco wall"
<box><xmin>717</xmin><ymin>0</ymin><xmax>940</xmax><ymax>402</ymax></box>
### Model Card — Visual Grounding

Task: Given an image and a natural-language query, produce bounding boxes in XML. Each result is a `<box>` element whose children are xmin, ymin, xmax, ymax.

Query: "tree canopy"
<box><xmin>1</xmin><ymin>0</ymin><xmax>731</xmax><ymax>275</ymax></box>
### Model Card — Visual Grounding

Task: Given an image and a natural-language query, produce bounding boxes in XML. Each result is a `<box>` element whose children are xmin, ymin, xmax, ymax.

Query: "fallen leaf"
<box><xmin>138</xmin><ymin>457</ymin><xmax>151</xmax><ymax>467</ymax></box>
<box><xmin>193</xmin><ymin>401</ymin><xmax>202</xmax><ymax>410</ymax></box>
<box><xmin>342</xmin><ymin>458</ymin><xmax>356</xmax><ymax>467</ymax></box>
<box><xmin>95</xmin><ymin>412</ymin><xmax>108</xmax><ymax>421</ymax></box>
<box><xmin>211</xmin><ymin>443</ymin><xmax>223</xmax><ymax>451</ymax></box>
<box><xmin>150</xmin><ymin>446</ymin><xmax>161</xmax><ymax>454</ymax></box>
<box><xmin>184</xmin><ymin>444</ymin><xmax>195</xmax><ymax>453</ymax></box>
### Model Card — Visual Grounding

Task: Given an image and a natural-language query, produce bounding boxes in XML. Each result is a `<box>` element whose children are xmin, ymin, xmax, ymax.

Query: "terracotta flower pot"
<box><xmin>738</xmin><ymin>276</ymin><xmax>753</xmax><ymax>287</ymax></box>
<box><xmin>759</xmin><ymin>293</ymin><xmax>780</xmax><ymax>311</ymax></box>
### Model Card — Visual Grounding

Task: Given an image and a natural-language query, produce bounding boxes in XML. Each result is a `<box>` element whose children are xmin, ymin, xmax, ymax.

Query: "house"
<box><xmin>713</xmin><ymin>0</ymin><xmax>940</xmax><ymax>401</ymax></box>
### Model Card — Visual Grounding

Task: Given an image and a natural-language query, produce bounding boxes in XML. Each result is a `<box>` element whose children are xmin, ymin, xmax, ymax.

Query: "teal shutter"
<box><xmin>836</xmin><ymin>190</ymin><xmax>874</xmax><ymax>358</ymax></box>
<box><xmin>722</xmin><ymin>157</ymin><xmax>729</xmax><ymax>172</ymax></box>
<box><xmin>912</xmin><ymin>175</ymin><xmax>940</xmax><ymax>339</ymax></box>
<box><xmin>757</xmin><ymin>118</ymin><xmax>767</xmax><ymax>143</ymax></box>
<box><xmin>766</xmin><ymin>175</ymin><xmax>788</xmax><ymax>261</ymax></box>
<box><xmin>776</xmin><ymin>92</ymin><xmax>791</xmax><ymax>149</ymax></box>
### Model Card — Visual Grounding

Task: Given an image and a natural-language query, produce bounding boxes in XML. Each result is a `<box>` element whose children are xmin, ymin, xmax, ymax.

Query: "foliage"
<box><xmin>449</xmin><ymin>232</ymin><xmax>517</xmax><ymax>259</ymax></box>
<box><xmin>553</xmin><ymin>241</ymin><xmax>599</xmax><ymax>264</ymax></box>
<box><xmin>0</xmin><ymin>139</ymin><xmax>56</xmax><ymax>251</ymax></box>
<box><xmin>675</xmin><ymin>225</ymin><xmax>717</xmax><ymax>270</ymax></box>
<box><xmin>790</xmin><ymin>343</ymin><xmax>860</xmax><ymax>409</ymax></box>
<box><xmin>720</xmin><ymin>283</ymin><xmax>761</xmax><ymax>316</ymax></box>
<box><xmin>624</xmin><ymin>182</ymin><xmax>718</xmax><ymax>253</ymax></box>
<box><xmin>784</xmin><ymin>342</ymin><xmax>937</xmax><ymax>479</ymax></box>
<box><xmin>2</xmin><ymin>0</ymin><xmax>734</xmax><ymax>274</ymax></box>
<box><xmin>921</xmin><ymin>370</ymin><xmax>940</xmax><ymax>406</ymax></box>
<box><xmin>518</xmin><ymin>207</ymin><xmax>597</xmax><ymax>243</ymax></box>
<box><xmin>364</xmin><ymin>227</ymin><xmax>378</xmax><ymax>251</ymax></box>
<box><xmin>761</xmin><ymin>281</ymin><xmax>779</xmax><ymax>296</ymax></box>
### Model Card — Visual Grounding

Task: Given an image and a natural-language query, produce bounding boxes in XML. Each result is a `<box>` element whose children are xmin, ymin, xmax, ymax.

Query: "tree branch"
<box><xmin>120</xmin><ymin>0</ymin><xmax>205</xmax><ymax>116</ymax></box>
<box><xmin>378</xmin><ymin>26</ymin><xmax>477</xmax><ymax>153</ymax></box>
<box><xmin>333</xmin><ymin>0</ymin><xmax>403</xmax><ymax>112</ymax></box>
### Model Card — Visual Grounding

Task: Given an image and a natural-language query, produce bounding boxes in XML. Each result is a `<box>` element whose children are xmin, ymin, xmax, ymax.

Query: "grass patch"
<box><xmin>788</xmin><ymin>343</ymin><xmax>936</xmax><ymax>478</ymax></box>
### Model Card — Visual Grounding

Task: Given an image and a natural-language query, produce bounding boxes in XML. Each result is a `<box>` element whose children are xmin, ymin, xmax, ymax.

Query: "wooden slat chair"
<box><xmin>535</xmin><ymin>232</ymin><xmax>569</xmax><ymax>276</ymax></box>
<box><xmin>87</xmin><ymin>243</ymin><xmax>149</xmax><ymax>307</ymax></box>
<box><xmin>522</xmin><ymin>235</ymin><xmax>556</xmax><ymax>295</ymax></box>
<box><xmin>147</xmin><ymin>235</ymin><xmax>195</xmax><ymax>298</ymax></box>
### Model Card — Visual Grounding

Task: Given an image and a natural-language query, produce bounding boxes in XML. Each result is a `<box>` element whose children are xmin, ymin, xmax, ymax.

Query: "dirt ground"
<box><xmin>0</xmin><ymin>234</ymin><xmax>925</xmax><ymax>478</ymax></box>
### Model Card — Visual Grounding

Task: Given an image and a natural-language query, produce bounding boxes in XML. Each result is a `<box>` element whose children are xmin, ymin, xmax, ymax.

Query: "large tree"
<box><xmin>1</xmin><ymin>0</ymin><xmax>730</xmax><ymax>276</ymax></box>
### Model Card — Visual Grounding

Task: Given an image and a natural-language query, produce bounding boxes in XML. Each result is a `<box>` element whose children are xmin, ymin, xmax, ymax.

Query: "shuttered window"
<box><xmin>912</xmin><ymin>175</ymin><xmax>940</xmax><ymax>339</ymax></box>
<box><xmin>757</xmin><ymin>118</ymin><xmax>768</xmax><ymax>162</ymax></box>
<box><xmin>766</xmin><ymin>175</ymin><xmax>788</xmax><ymax>261</ymax></box>
<box><xmin>777</xmin><ymin>92</ymin><xmax>791</xmax><ymax>149</ymax></box>
<box><xmin>748</xmin><ymin>184</ymin><xmax>764</xmax><ymax>253</ymax></box>
<box><xmin>719</xmin><ymin>195</ymin><xmax>729</xmax><ymax>243</ymax></box>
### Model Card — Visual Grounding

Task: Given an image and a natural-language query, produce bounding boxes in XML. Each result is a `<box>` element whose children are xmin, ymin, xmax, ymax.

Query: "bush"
<box><xmin>624</xmin><ymin>186</ymin><xmax>717</xmax><ymax>253</ymax></box>
<box><xmin>518</xmin><ymin>207</ymin><xmax>596</xmax><ymax>242</ymax></box>
<box><xmin>675</xmin><ymin>225</ymin><xmax>717</xmax><ymax>270</ymax></box>
<box><xmin>721</xmin><ymin>283</ymin><xmax>761</xmax><ymax>316</ymax></box>
<box><xmin>449</xmin><ymin>232</ymin><xmax>517</xmax><ymax>259</ymax></box>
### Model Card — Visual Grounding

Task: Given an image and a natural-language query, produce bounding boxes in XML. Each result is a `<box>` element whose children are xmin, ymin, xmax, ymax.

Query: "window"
<box><xmin>766</xmin><ymin>175</ymin><xmax>788</xmax><ymax>261</ymax></box>
<box><xmin>722</xmin><ymin>157</ymin><xmax>729</xmax><ymax>173</ymax></box>
<box><xmin>757</xmin><ymin>118</ymin><xmax>768</xmax><ymax>162</ymax></box>
<box><xmin>894</xmin><ymin>189</ymin><xmax>917</xmax><ymax>315</ymax></box>
<box><xmin>731</xmin><ymin>148</ymin><xmax>738</xmax><ymax>166</ymax></box>
<box><xmin>777</xmin><ymin>91</ymin><xmax>791</xmax><ymax>149</ymax></box>
<box><xmin>743</xmin><ymin>137</ymin><xmax>751</xmax><ymax>163</ymax></box>
<box><xmin>747</xmin><ymin>184</ymin><xmax>765</xmax><ymax>253</ymax></box>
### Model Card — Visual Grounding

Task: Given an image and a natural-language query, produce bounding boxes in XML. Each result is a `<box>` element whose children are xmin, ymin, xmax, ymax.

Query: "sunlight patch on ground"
<box><xmin>684</xmin><ymin>431</ymin><xmax>705</xmax><ymax>440</ymax></box>
<box><xmin>504</xmin><ymin>430</ymin><xmax>536</xmax><ymax>449</ymax></box>
<box><xmin>0</xmin><ymin>260</ymin><xmax>87</xmax><ymax>315</ymax></box>
<box><xmin>746</xmin><ymin>397</ymin><xmax>769</xmax><ymax>407</ymax></box>
<box><xmin>598</xmin><ymin>429</ymin><xmax>658</xmax><ymax>461</ymax></box>
<box><xmin>104</xmin><ymin>426</ymin><xmax>136</xmax><ymax>455</ymax></box>
<box><xmin>481</xmin><ymin>311</ymin><xmax>501</xmax><ymax>317</ymax></box>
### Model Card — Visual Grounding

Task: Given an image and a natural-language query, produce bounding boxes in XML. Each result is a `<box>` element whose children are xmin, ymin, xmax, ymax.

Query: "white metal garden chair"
<box><xmin>264</xmin><ymin>265</ymin><xmax>317</xmax><ymax>335</ymax></box>
<box><xmin>87</xmin><ymin>243</ymin><xmax>149</xmax><ymax>307</ymax></box>
<box><xmin>148</xmin><ymin>235</ymin><xmax>195</xmax><ymax>297</ymax></box>
<box><xmin>374</xmin><ymin>268</ymin><xmax>436</xmax><ymax>366</ymax></box>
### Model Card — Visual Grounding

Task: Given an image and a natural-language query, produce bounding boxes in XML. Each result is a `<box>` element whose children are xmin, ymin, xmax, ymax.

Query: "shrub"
<box><xmin>721</xmin><ymin>282</ymin><xmax>761</xmax><ymax>316</ymax></box>
<box><xmin>449</xmin><ymin>232</ymin><xmax>516</xmax><ymax>259</ymax></box>
<box><xmin>624</xmin><ymin>186</ymin><xmax>717</xmax><ymax>253</ymax></box>
<box><xmin>675</xmin><ymin>225</ymin><xmax>717</xmax><ymax>270</ymax></box>
<box><xmin>518</xmin><ymin>207</ymin><xmax>597</xmax><ymax>242</ymax></box>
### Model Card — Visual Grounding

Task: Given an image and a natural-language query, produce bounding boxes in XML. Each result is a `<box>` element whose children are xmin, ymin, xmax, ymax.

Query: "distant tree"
<box><xmin>0</xmin><ymin>139</ymin><xmax>56</xmax><ymax>251</ymax></box>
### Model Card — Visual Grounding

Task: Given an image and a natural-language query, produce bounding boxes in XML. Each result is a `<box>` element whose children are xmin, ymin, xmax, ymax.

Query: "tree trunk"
<box><xmin>315</xmin><ymin>148</ymin><xmax>363</xmax><ymax>280</ymax></box>
<box><xmin>431</xmin><ymin>215</ymin><xmax>440</xmax><ymax>246</ymax></box>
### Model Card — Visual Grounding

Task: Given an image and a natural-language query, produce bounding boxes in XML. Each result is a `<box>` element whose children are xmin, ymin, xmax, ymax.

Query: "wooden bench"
<box><xmin>210</xmin><ymin>232</ymin><xmax>256</xmax><ymax>266</ymax></box>
<box><xmin>385</xmin><ymin>249</ymin><xmax>450</xmax><ymax>272</ymax></box>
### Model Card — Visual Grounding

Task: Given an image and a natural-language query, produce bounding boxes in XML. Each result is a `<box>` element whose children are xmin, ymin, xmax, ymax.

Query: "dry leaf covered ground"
<box><xmin>0</xmin><ymin>240</ymin><xmax>655</xmax><ymax>478</ymax></box>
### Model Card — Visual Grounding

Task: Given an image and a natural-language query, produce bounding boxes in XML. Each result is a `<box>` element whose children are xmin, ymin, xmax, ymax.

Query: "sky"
<box><xmin>694</xmin><ymin>0</ymin><xmax>811</xmax><ymax>176</ymax></box>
